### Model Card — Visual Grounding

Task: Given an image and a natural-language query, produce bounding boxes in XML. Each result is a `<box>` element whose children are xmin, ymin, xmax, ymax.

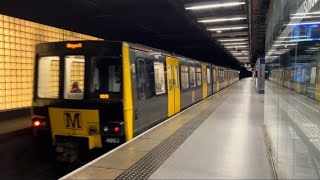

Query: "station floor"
<box><xmin>62</xmin><ymin>78</ymin><xmax>275</xmax><ymax>180</ymax></box>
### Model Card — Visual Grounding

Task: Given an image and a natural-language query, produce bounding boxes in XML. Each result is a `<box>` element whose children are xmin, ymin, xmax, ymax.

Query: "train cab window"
<box><xmin>310</xmin><ymin>67</ymin><xmax>317</xmax><ymax>84</ymax></box>
<box><xmin>37</xmin><ymin>56</ymin><xmax>60</xmax><ymax>99</ymax></box>
<box><xmin>180</xmin><ymin>66</ymin><xmax>189</xmax><ymax>89</ymax></box>
<box><xmin>189</xmin><ymin>67</ymin><xmax>196</xmax><ymax>88</ymax></box>
<box><xmin>207</xmin><ymin>68</ymin><xmax>211</xmax><ymax>84</ymax></box>
<box><xmin>196</xmin><ymin>67</ymin><xmax>202</xmax><ymax>86</ymax></box>
<box><xmin>154</xmin><ymin>62</ymin><xmax>165</xmax><ymax>95</ymax></box>
<box><xmin>64</xmin><ymin>55</ymin><xmax>85</xmax><ymax>100</ymax></box>
<box><xmin>89</xmin><ymin>57</ymin><xmax>121</xmax><ymax>99</ymax></box>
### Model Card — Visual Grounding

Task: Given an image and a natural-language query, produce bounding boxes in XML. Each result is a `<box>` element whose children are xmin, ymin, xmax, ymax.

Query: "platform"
<box><xmin>61</xmin><ymin>78</ymin><xmax>275</xmax><ymax>179</ymax></box>
<box><xmin>0</xmin><ymin>109</ymin><xmax>31</xmax><ymax>139</ymax></box>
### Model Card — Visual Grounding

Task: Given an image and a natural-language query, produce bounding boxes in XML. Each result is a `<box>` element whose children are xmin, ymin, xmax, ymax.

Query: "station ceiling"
<box><xmin>0</xmin><ymin>0</ymin><xmax>270</xmax><ymax>72</ymax></box>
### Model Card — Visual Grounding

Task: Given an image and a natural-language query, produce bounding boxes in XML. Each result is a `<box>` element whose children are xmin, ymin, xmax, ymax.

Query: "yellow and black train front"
<box><xmin>32</xmin><ymin>41</ymin><xmax>133</xmax><ymax>162</ymax></box>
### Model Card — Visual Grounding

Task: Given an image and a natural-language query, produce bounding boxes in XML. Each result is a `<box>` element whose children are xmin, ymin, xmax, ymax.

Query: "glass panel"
<box><xmin>89</xmin><ymin>57</ymin><xmax>121</xmax><ymax>99</ymax></box>
<box><xmin>207</xmin><ymin>68</ymin><xmax>211</xmax><ymax>84</ymax></box>
<box><xmin>64</xmin><ymin>55</ymin><xmax>85</xmax><ymax>100</ymax></box>
<box><xmin>174</xmin><ymin>65</ymin><xmax>179</xmax><ymax>88</ymax></box>
<box><xmin>189</xmin><ymin>67</ymin><xmax>196</xmax><ymax>87</ymax></box>
<box><xmin>181</xmin><ymin>66</ymin><xmax>189</xmax><ymax>89</ymax></box>
<box><xmin>154</xmin><ymin>62</ymin><xmax>165</xmax><ymax>95</ymax></box>
<box><xmin>168</xmin><ymin>65</ymin><xmax>173</xmax><ymax>90</ymax></box>
<box><xmin>37</xmin><ymin>56</ymin><xmax>60</xmax><ymax>99</ymax></box>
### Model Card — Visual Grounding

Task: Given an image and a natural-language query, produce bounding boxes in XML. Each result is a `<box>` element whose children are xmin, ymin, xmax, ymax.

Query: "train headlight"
<box><xmin>103</xmin><ymin>126</ymin><xmax>109</xmax><ymax>132</ymax></box>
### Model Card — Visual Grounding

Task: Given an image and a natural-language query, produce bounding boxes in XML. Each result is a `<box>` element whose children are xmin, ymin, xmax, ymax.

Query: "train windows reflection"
<box><xmin>189</xmin><ymin>67</ymin><xmax>196</xmax><ymax>88</ymax></box>
<box><xmin>37</xmin><ymin>56</ymin><xmax>60</xmax><ymax>99</ymax></box>
<box><xmin>180</xmin><ymin>66</ymin><xmax>189</xmax><ymax>89</ymax></box>
<box><xmin>154</xmin><ymin>62</ymin><xmax>165</xmax><ymax>95</ymax></box>
<box><xmin>196</xmin><ymin>67</ymin><xmax>201</xmax><ymax>86</ymax></box>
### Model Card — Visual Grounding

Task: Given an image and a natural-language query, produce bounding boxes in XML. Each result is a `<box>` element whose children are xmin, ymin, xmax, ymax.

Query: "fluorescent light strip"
<box><xmin>291</xmin><ymin>15</ymin><xmax>320</xmax><ymax>19</ymax></box>
<box><xmin>223</xmin><ymin>42</ymin><xmax>248</xmax><ymax>45</ymax></box>
<box><xmin>186</xmin><ymin>2</ymin><xmax>245</xmax><ymax>10</ymax></box>
<box><xmin>219</xmin><ymin>38</ymin><xmax>248</xmax><ymax>42</ymax></box>
<box><xmin>199</xmin><ymin>17</ymin><xmax>246</xmax><ymax>23</ymax></box>
<box><xmin>272</xmin><ymin>43</ymin><xmax>297</xmax><ymax>47</ymax></box>
<box><xmin>278</xmin><ymin>36</ymin><xmax>308</xmax><ymax>39</ymax></box>
<box><xmin>288</xmin><ymin>22</ymin><xmax>320</xmax><ymax>25</ymax></box>
<box><xmin>291</xmin><ymin>11</ymin><xmax>320</xmax><ymax>16</ymax></box>
<box><xmin>225</xmin><ymin>45</ymin><xmax>248</xmax><ymax>48</ymax></box>
<box><xmin>229</xmin><ymin>50</ymin><xmax>249</xmax><ymax>53</ymax></box>
<box><xmin>208</xmin><ymin>26</ymin><xmax>247</xmax><ymax>31</ymax></box>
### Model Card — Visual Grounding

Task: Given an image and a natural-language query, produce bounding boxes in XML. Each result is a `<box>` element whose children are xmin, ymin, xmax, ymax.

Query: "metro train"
<box><xmin>32</xmin><ymin>41</ymin><xmax>239</xmax><ymax>162</ymax></box>
<box><xmin>269</xmin><ymin>64</ymin><xmax>320</xmax><ymax>101</ymax></box>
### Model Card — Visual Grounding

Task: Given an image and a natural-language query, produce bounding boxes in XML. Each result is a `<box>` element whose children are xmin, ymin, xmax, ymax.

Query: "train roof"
<box><xmin>36</xmin><ymin>40</ymin><xmax>238</xmax><ymax>71</ymax></box>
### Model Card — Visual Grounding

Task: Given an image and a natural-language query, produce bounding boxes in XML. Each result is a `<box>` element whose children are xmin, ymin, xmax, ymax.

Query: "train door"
<box><xmin>166</xmin><ymin>57</ymin><xmax>180</xmax><ymax>117</ymax></box>
<box><xmin>202</xmin><ymin>64</ymin><xmax>208</xmax><ymax>99</ymax></box>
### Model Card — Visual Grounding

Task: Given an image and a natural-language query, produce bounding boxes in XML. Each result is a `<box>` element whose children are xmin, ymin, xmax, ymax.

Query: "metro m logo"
<box><xmin>64</xmin><ymin>111</ymin><xmax>82</xmax><ymax>129</ymax></box>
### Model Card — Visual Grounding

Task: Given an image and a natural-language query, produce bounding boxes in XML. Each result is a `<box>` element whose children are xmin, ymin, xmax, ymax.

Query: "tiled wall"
<box><xmin>0</xmin><ymin>14</ymin><xmax>102</xmax><ymax>111</ymax></box>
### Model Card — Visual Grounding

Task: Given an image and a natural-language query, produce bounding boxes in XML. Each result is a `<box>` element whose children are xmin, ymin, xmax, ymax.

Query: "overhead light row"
<box><xmin>222</xmin><ymin>42</ymin><xmax>248</xmax><ymax>45</ymax></box>
<box><xmin>185</xmin><ymin>1</ymin><xmax>245</xmax><ymax>10</ymax></box>
<box><xmin>218</xmin><ymin>38</ymin><xmax>248</xmax><ymax>42</ymax></box>
<box><xmin>198</xmin><ymin>15</ymin><xmax>247</xmax><ymax>23</ymax></box>
<box><xmin>208</xmin><ymin>26</ymin><xmax>247</xmax><ymax>31</ymax></box>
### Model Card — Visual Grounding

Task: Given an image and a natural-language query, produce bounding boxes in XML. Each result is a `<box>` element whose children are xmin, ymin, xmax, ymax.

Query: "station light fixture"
<box><xmin>291</xmin><ymin>11</ymin><xmax>320</xmax><ymax>16</ymax></box>
<box><xmin>272</xmin><ymin>43</ymin><xmax>297</xmax><ymax>47</ymax></box>
<box><xmin>198</xmin><ymin>16</ymin><xmax>246</xmax><ymax>23</ymax></box>
<box><xmin>229</xmin><ymin>50</ymin><xmax>249</xmax><ymax>53</ymax></box>
<box><xmin>225</xmin><ymin>46</ymin><xmax>248</xmax><ymax>49</ymax></box>
<box><xmin>288</xmin><ymin>22</ymin><xmax>320</xmax><ymax>26</ymax></box>
<box><xmin>291</xmin><ymin>15</ymin><xmax>320</xmax><ymax>19</ymax></box>
<box><xmin>185</xmin><ymin>1</ymin><xmax>246</xmax><ymax>10</ymax></box>
<box><xmin>207</xmin><ymin>26</ymin><xmax>247</xmax><ymax>31</ymax></box>
<box><xmin>278</xmin><ymin>36</ymin><xmax>307</xmax><ymax>39</ymax></box>
<box><xmin>231</xmin><ymin>52</ymin><xmax>249</xmax><ymax>55</ymax></box>
<box><xmin>222</xmin><ymin>42</ymin><xmax>248</xmax><ymax>45</ymax></box>
<box><xmin>218</xmin><ymin>38</ymin><xmax>248</xmax><ymax>42</ymax></box>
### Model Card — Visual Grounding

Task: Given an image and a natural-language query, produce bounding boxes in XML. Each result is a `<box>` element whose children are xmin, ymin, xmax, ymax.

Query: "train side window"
<box><xmin>212</xmin><ymin>68</ymin><xmax>217</xmax><ymax>83</ymax></box>
<box><xmin>64</xmin><ymin>55</ymin><xmax>85</xmax><ymax>100</ymax></box>
<box><xmin>37</xmin><ymin>56</ymin><xmax>60</xmax><ymax>99</ymax></box>
<box><xmin>154</xmin><ymin>62</ymin><xmax>166</xmax><ymax>95</ymax></box>
<box><xmin>196</xmin><ymin>67</ymin><xmax>202</xmax><ymax>86</ymax></box>
<box><xmin>180</xmin><ymin>66</ymin><xmax>189</xmax><ymax>89</ymax></box>
<box><xmin>310</xmin><ymin>67</ymin><xmax>317</xmax><ymax>84</ymax></box>
<box><xmin>136</xmin><ymin>58</ymin><xmax>146</xmax><ymax>99</ymax></box>
<box><xmin>189</xmin><ymin>67</ymin><xmax>196</xmax><ymax>87</ymax></box>
<box><xmin>207</xmin><ymin>68</ymin><xmax>211</xmax><ymax>84</ymax></box>
<box><xmin>317</xmin><ymin>67</ymin><xmax>320</xmax><ymax>84</ymax></box>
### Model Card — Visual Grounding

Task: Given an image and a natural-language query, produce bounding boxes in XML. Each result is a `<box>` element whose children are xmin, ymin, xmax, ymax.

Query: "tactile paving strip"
<box><xmin>115</xmin><ymin>91</ymin><xmax>230</xmax><ymax>180</ymax></box>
